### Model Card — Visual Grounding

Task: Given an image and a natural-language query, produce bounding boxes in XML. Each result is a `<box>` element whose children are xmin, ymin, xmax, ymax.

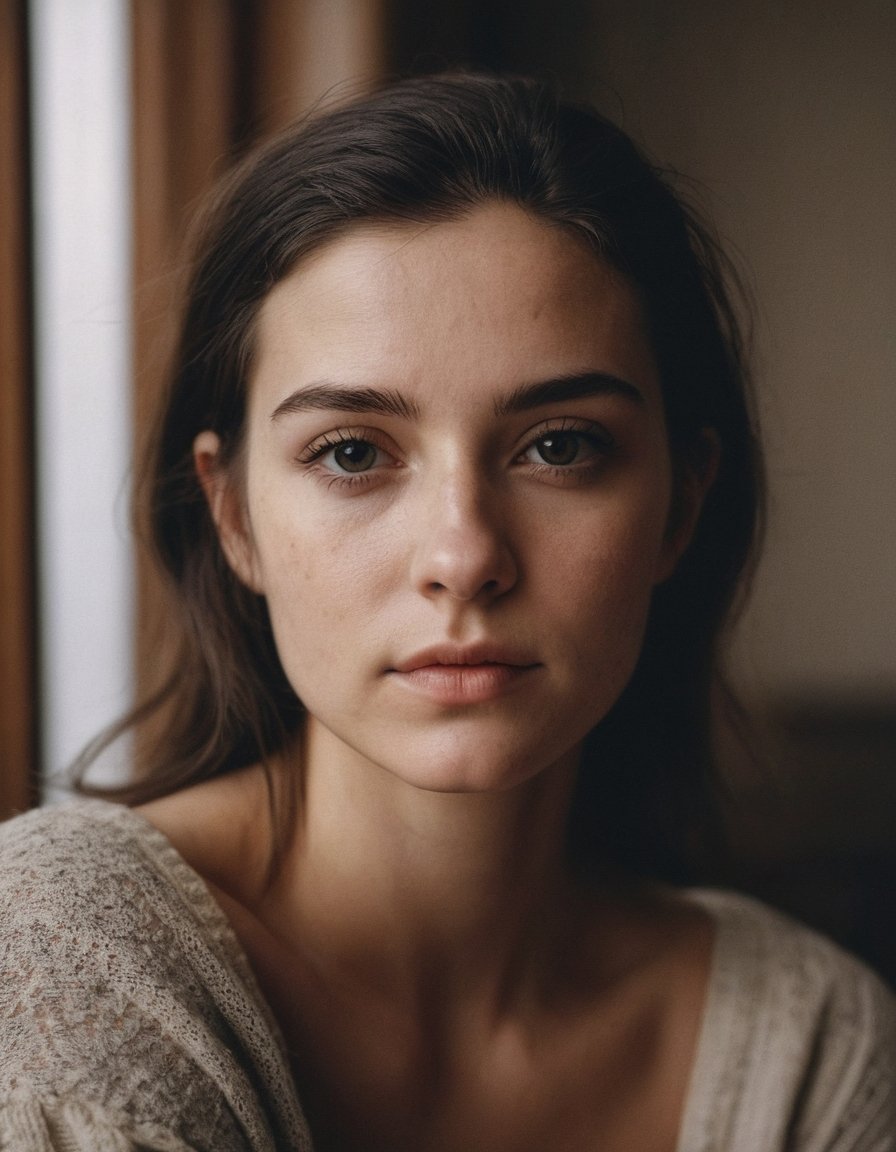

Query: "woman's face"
<box><xmin>201</xmin><ymin>202</ymin><xmax>700</xmax><ymax>794</ymax></box>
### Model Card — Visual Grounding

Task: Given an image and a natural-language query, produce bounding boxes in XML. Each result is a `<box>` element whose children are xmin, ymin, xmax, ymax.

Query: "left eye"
<box><xmin>323</xmin><ymin>439</ymin><xmax>382</xmax><ymax>473</ymax></box>
<box><xmin>526</xmin><ymin>431</ymin><xmax>600</xmax><ymax>467</ymax></box>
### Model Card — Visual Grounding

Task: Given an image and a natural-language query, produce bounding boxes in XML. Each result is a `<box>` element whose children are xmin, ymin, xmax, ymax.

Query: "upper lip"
<box><xmin>390</xmin><ymin>643</ymin><xmax>539</xmax><ymax>673</ymax></box>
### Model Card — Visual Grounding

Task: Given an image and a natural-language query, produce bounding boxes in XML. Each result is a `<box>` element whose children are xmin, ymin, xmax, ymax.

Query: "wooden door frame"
<box><xmin>0</xmin><ymin>0</ymin><xmax>37</xmax><ymax>817</ymax></box>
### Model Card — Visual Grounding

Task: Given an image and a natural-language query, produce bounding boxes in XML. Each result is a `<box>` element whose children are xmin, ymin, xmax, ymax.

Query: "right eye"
<box><xmin>297</xmin><ymin>429</ymin><xmax>399</xmax><ymax>488</ymax></box>
<box><xmin>322</xmin><ymin>439</ymin><xmax>382</xmax><ymax>473</ymax></box>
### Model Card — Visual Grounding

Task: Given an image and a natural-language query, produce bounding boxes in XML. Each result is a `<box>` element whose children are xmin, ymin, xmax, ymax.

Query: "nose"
<box><xmin>409</xmin><ymin>470</ymin><xmax>518</xmax><ymax>605</ymax></box>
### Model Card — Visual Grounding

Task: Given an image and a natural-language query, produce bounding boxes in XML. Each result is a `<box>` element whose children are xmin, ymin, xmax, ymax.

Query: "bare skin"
<box><xmin>141</xmin><ymin>763</ymin><xmax>712</xmax><ymax>1151</ymax></box>
<box><xmin>139</xmin><ymin>203</ymin><xmax>717</xmax><ymax>1150</ymax></box>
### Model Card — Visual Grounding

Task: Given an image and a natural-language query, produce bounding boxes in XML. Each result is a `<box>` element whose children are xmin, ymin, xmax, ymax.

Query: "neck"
<box><xmin>267</xmin><ymin>719</ymin><xmax>586</xmax><ymax>1012</ymax></box>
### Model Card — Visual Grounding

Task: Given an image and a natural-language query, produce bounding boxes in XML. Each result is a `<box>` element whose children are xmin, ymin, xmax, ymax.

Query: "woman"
<box><xmin>1</xmin><ymin>73</ymin><xmax>893</xmax><ymax>1151</ymax></box>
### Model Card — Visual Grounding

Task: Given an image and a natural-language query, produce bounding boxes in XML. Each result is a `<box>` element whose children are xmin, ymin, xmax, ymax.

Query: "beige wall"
<box><xmin>584</xmin><ymin>0</ymin><xmax>896</xmax><ymax>705</ymax></box>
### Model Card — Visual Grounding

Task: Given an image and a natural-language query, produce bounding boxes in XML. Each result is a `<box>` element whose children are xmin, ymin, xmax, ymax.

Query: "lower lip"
<box><xmin>390</xmin><ymin>663</ymin><xmax>537</xmax><ymax>706</ymax></box>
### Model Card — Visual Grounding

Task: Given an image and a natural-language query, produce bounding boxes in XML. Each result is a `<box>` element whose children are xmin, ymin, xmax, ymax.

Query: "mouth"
<box><xmin>388</xmin><ymin>645</ymin><xmax>540</xmax><ymax>705</ymax></box>
<box><xmin>391</xmin><ymin>643</ymin><xmax>539</xmax><ymax>673</ymax></box>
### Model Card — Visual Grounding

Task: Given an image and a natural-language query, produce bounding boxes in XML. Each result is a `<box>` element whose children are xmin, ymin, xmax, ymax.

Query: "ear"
<box><xmin>193</xmin><ymin>430</ymin><xmax>265</xmax><ymax>593</ymax></box>
<box><xmin>654</xmin><ymin>429</ymin><xmax>721</xmax><ymax>584</ymax></box>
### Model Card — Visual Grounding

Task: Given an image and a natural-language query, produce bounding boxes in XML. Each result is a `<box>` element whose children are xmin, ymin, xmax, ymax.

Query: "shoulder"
<box><xmin>0</xmin><ymin>799</ymin><xmax>230</xmax><ymax>1087</ymax></box>
<box><xmin>0</xmin><ymin>798</ymin><xmax>235</xmax><ymax>962</ymax></box>
<box><xmin>2</xmin><ymin>794</ymin><xmax>173</xmax><ymax>881</ymax></box>
<box><xmin>0</xmin><ymin>800</ymin><xmax>308</xmax><ymax>1150</ymax></box>
<box><xmin>1</xmin><ymin>798</ymin><xmax>166</xmax><ymax>938</ymax></box>
<box><xmin>682</xmin><ymin>888</ymin><xmax>896</xmax><ymax>1151</ymax></box>
<box><xmin>135</xmin><ymin>765</ymin><xmax>275</xmax><ymax>904</ymax></box>
<box><xmin>694</xmin><ymin>886</ymin><xmax>895</xmax><ymax>1015</ymax></box>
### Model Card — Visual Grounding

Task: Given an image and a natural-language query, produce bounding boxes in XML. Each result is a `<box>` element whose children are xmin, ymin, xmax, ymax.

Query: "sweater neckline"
<box><xmin>84</xmin><ymin>798</ymin><xmax>741</xmax><ymax>1150</ymax></box>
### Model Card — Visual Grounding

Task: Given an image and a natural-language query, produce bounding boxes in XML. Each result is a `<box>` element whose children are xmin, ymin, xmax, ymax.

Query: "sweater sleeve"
<box><xmin>678</xmin><ymin>889</ymin><xmax>896</xmax><ymax>1152</ymax></box>
<box><xmin>0</xmin><ymin>802</ymin><xmax>311</xmax><ymax>1152</ymax></box>
<box><xmin>803</xmin><ymin>963</ymin><xmax>896</xmax><ymax>1152</ymax></box>
<box><xmin>0</xmin><ymin>1094</ymin><xmax>199</xmax><ymax>1151</ymax></box>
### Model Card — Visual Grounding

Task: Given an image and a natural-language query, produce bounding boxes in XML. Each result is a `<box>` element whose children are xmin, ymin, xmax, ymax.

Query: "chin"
<box><xmin>387</xmin><ymin>763</ymin><xmax>531</xmax><ymax>796</ymax></box>
<box><xmin>302</xmin><ymin>698</ymin><xmax>592</xmax><ymax>799</ymax></box>
<box><xmin>369</xmin><ymin>726</ymin><xmax>581</xmax><ymax>797</ymax></box>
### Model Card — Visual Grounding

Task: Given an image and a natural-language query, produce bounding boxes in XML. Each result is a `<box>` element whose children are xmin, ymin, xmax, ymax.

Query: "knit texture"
<box><xmin>679</xmin><ymin>889</ymin><xmax>896</xmax><ymax>1151</ymax></box>
<box><xmin>1</xmin><ymin>800</ymin><xmax>894</xmax><ymax>1150</ymax></box>
<box><xmin>0</xmin><ymin>801</ymin><xmax>311</xmax><ymax>1151</ymax></box>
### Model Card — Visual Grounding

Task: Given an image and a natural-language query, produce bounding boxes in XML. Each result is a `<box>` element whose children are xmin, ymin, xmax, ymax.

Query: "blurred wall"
<box><xmin>580</xmin><ymin>0</ymin><xmax>896</xmax><ymax>709</ymax></box>
<box><xmin>30</xmin><ymin>0</ymin><xmax>134</xmax><ymax>794</ymax></box>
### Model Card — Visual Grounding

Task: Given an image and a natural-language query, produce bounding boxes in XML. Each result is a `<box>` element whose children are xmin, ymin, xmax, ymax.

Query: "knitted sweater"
<box><xmin>0</xmin><ymin>801</ymin><xmax>893</xmax><ymax>1151</ymax></box>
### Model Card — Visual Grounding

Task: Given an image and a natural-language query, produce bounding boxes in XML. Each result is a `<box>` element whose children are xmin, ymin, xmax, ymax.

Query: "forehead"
<box><xmin>251</xmin><ymin>202</ymin><xmax>658</xmax><ymax>411</ymax></box>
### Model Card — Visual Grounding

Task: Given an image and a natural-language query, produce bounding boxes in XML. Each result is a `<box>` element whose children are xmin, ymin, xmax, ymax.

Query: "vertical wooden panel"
<box><xmin>131</xmin><ymin>0</ymin><xmax>238</xmax><ymax>745</ymax></box>
<box><xmin>0</xmin><ymin>0</ymin><xmax>31</xmax><ymax>801</ymax></box>
<box><xmin>0</xmin><ymin>0</ymin><xmax>36</xmax><ymax>816</ymax></box>
<box><xmin>254</xmin><ymin>0</ymin><xmax>386</xmax><ymax>134</ymax></box>
<box><xmin>132</xmin><ymin>0</ymin><xmax>236</xmax><ymax>426</ymax></box>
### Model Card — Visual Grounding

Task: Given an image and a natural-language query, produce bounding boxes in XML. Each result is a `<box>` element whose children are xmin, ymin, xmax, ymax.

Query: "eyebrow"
<box><xmin>269</xmin><ymin>371</ymin><xmax>644</xmax><ymax>423</ymax></box>
<box><xmin>493</xmin><ymin>372</ymin><xmax>645</xmax><ymax>416</ymax></box>
<box><xmin>271</xmin><ymin>384</ymin><xmax>420</xmax><ymax>422</ymax></box>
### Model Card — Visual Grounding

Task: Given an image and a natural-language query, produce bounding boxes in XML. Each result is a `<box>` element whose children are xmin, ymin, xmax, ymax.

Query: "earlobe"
<box><xmin>193</xmin><ymin>430</ymin><xmax>264</xmax><ymax>593</ymax></box>
<box><xmin>655</xmin><ymin>429</ymin><xmax>721</xmax><ymax>584</ymax></box>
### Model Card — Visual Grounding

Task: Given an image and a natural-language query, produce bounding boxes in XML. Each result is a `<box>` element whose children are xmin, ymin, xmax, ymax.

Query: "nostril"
<box><xmin>411</xmin><ymin>510</ymin><xmax>519</xmax><ymax>603</ymax></box>
<box><xmin>425</xmin><ymin>574</ymin><xmax>508</xmax><ymax>603</ymax></box>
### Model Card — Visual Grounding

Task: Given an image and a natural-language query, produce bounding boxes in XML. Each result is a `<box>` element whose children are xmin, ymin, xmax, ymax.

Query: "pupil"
<box><xmin>335</xmin><ymin>441</ymin><xmax>376</xmax><ymax>472</ymax></box>
<box><xmin>538</xmin><ymin>433</ymin><xmax>578</xmax><ymax>466</ymax></box>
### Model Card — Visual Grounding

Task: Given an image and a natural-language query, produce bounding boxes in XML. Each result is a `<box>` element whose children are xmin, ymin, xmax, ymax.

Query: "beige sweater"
<box><xmin>0</xmin><ymin>801</ymin><xmax>893</xmax><ymax>1151</ymax></box>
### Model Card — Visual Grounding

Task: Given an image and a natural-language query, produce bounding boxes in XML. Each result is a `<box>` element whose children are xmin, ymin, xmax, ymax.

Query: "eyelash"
<box><xmin>518</xmin><ymin>418</ymin><xmax>614</xmax><ymax>480</ymax></box>
<box><xmin>297</xmin><ymin>427</ymin><xmax>395</xmax><ymax>490</ymax></box>
<box><xmin>296</xmin><ymin>419</ymin><xmax>614</xmax><ymax>490</ymax></box>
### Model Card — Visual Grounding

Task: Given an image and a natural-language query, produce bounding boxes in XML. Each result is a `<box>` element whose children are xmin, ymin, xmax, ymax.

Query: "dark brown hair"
<box><xmin>79</xmin><ymin>73</ymin><xmax>763</xmax><ymax>879</ymax></box>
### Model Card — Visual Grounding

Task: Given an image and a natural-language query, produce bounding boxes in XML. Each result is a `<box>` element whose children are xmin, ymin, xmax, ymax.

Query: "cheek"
<box><xmin>256</xmin><ymin>556</ymin><xmax>347</xmax><ymax>710</ymax></box>
<box><xmin>542</xmin><ymin>498</ymin><xmax>670</xmax><ymax>675</ymax></box>
<box><xmin>246</xmin><ymin>492</ymin><xmax>395</xmax><ymax>687</ymax></box>
<box><xmin>548</xmin><ymin>480</ymin><xmax>671</xmax><ymax>597</ymax></box>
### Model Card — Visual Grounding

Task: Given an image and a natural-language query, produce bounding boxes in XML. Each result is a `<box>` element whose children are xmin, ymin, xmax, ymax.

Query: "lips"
<box><xmin>390</xmin><ymin>643</ymin><xmax>539</xmax><ymax>674</ymax></box>
<box><xmin>388</xmin><ymin>644</ymin><xmax>540</xmax><ymax>705</ymax></box>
